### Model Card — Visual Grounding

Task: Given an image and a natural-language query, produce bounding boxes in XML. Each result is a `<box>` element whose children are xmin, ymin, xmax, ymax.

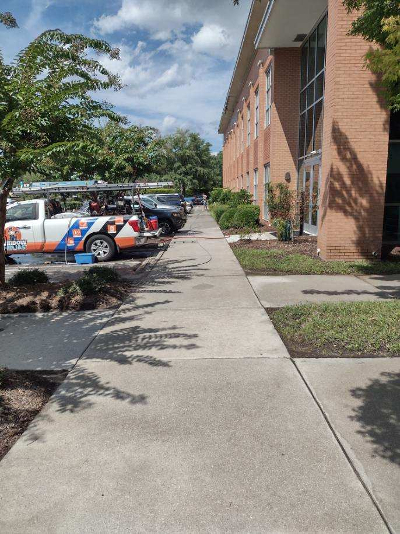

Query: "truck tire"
<box><xmin>159</xmin><ymin>220</ymin><xmax>174</xmax><ymax>236</ymax></box>
<box><xmin>86</xmin><ymin>234</ymin><xmax>116</xmax><ymax>262</ymax></box>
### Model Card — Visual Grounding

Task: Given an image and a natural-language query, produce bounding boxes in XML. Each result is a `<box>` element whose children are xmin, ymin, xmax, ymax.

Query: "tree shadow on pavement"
<box><xmin>350</xmin><ymin>372</ymin><xmax>400</xmax><ymax>465</ymax></box>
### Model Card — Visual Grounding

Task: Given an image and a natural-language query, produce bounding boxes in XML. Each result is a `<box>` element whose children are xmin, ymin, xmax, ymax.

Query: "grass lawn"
<box><xmin>232</xmin><ymin>247</ymin><xmax>400</xmax><ymax>275</ymax></box>
<box><xmin>269</xmin><ymin>301</ymin><xmax>400</xmax><ymax>357</ymax></box>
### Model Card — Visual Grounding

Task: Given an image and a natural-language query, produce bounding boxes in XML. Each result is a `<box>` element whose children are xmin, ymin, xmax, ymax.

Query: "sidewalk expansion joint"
<box><xmin>291</xmin><ymin>358</ymin><xmax>394</xmax><ymax>534</ymax></box>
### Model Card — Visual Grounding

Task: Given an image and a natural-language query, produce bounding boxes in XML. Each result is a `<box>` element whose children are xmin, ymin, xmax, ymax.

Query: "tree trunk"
<box><xmin>0</xmin><ymin>185</ymin><xmax>11</xmax><ymax>286</ymax></box>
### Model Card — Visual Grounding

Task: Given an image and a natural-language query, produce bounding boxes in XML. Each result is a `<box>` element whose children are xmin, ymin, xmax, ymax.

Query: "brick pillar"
<box><xmin>270</xmin><ymin>48</ymin><xmax>301</xmax><ymax>192</ymax></box>
<box><xmin>318</xmin><ymin>0</ymin><xmax>390</xmax><ymax>260</ymax></box>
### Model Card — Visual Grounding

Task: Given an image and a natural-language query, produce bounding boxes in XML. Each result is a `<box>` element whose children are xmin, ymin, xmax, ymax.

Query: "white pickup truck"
<box><xmin>5</xmin><ymin>199</ymin><xmax>160</xmax><ymax>261</ymax></box>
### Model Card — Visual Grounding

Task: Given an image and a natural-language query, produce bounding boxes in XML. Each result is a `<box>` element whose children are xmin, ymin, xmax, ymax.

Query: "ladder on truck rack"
<box><xmin>12</xmin><ymin>182</ymin><xmax>174</xmax><ymax>196</ymax></box>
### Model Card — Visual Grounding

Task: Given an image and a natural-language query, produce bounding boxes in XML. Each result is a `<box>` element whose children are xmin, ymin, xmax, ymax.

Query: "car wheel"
<box><xmin>86</xmin><ymin>234</ymin><xmax>116</xmax><ymax>262</ymax></box>
<box><xmin>159</xmin><ymin>220</ymin><xmax>174</xmax><ymax>236</ymax></box>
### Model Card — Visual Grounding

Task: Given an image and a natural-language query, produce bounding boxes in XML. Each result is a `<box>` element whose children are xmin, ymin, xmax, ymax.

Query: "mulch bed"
<box><xmin>0</xmin><ymin>369</ymin><xmax>68</xmax><ymax>460</ymax></box>
<box><xmin>0</xmin><ymin>282</ymin><xmax>130</xmax><ymax>314</ymax></box>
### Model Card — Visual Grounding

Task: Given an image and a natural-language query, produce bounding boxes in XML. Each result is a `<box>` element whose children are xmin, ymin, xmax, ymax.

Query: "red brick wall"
<box><xmin>270</xmin><ymin>48</ymin><xmax>301</xmax><ymax>192</ymax></box>
<box><xmin>318</xmin><ymin>0</ymin><xmax>390</xmax><ymax>260</ymax></box>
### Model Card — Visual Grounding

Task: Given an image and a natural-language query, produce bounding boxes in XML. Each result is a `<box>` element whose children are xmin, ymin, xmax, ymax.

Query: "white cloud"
<box><xmin>192</xmin><ymin>24</ymin><xmax>234</xmax><ymax>60</ymax></box>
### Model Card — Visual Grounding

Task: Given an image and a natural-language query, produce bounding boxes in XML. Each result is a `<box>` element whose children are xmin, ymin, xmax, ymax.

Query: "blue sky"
<box><xmin>0</xmin><ymin>0</ymin><xmax>251</xmax><ymax>151</ymax></box>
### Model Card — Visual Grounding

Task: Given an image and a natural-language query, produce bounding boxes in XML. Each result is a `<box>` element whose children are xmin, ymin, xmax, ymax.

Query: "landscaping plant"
<box><xmin>232</xmin><ymin>205</ymin><xmax>260</xmax><ymax>229</ymax></box>
<box><xmin>8</xmin><ymin>269</ymin><xmax>49</xmax><ymax>286</ymax></box>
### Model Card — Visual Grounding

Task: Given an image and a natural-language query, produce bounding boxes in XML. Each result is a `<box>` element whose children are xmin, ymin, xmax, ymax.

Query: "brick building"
<box><xmin>219</xmin><ymin>0</ymin><xmax>400</xmax><ymax>260</ymax></box>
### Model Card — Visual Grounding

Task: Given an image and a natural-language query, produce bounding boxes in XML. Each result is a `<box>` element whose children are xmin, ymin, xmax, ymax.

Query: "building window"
<box><xmin>247</xmin><ymin>103</ymin><xmax>251</xmax><ymax>146</ymax></box>
<box><xmin>264</xmin><ymin>163</ymin><xmax>270</xmax><ymax>219</ymax></box>
<box><xmin>255</xmin><ymin>88</ymin><xmax>259</xmax><ymax>139</ymax></box>
<box><xmin>240</xmin><ymin>175</ymin><xmax>243</xmax><ymax>189</ymax></box>
<box><xmin>241</xmin><ymin>116</ymin><xmax>244</xmax><ymax>151</ymax></box>
<box><xmin>246</xmin><ymin>171</ymin><xmax>250</xmax><ymax>192</ymax></box>
<box><xmin>254</xmin><ymin>168</ymin><xmax>258</xmax><ymax>202</ymax></box>
<box><xmin>266</xmin><ymin>68</ymin><xmax>272</xmax><ymax>127</ymax></box>
<box><xmin>299</xmin><ymin>14</ymin><xmax>327</xmax><ymax>160</ymax></box>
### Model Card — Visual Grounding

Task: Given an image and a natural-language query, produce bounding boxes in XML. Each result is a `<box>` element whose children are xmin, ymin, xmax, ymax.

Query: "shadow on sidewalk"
<box><xmin>350</xmin><ymin>372</ymin><xmax>400</xmax><ymax>465</ymax></box>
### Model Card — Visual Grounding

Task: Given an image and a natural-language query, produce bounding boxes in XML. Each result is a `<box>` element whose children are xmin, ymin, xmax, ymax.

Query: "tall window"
<box><xmin>298</xmin><ymin>15</ymin><xmax>327</xmax><ymax>162</ymax></box>
<box><xmin>254</xmin><ymin>88</ymin><xmax>259</xmax><ymax>139</ymax></box>
<box><xmin>246</xmin><ymin>171</ymin><xmax>250</xmax><ymax>192</ymax></box>
<box><xmin>265</xmin><ymin>68</ymin><xmax>272</xmax><ymax>127</ymax></box>
<box><xmin>253</xmin><ymin>168</ymin><xmax>259</xmax><ymax>202</ymax></box>
<box><xmin>263</xmin><ymin>164</ymin><xmax>270</xmax><ymax>219</ymax></box>
<box><xmin>241</xmin><ymin>116</ymin><xmax>244</xmax><ymax>150</ymax></box>
<box><xmin>247</xmin><ymin>103</ymin><xmax>251</xmax><ymax>146</ymax></box>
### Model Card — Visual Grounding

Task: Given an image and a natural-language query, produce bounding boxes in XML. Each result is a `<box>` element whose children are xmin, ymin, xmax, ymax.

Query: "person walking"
<box><xmin>202</xmin><ymin>193</ymin><xmax>208</xmax><ymax>210</ymax></box>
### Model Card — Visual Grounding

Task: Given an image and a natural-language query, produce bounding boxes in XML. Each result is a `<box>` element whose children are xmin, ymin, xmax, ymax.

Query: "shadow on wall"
<box><xmin>350</xmin><ymin>372</ymin><xmax>400</xmax><ymax>466</ymax></box>
<box><xmin>320</xmin><ymin>120</ymin><xmax>386</xmax><ymax>259</ymax></box>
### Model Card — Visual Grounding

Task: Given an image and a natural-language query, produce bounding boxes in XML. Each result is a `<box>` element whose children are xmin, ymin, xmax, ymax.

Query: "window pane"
<box><xmin>317</xmin><ymin>16</ymin><xmax>327</xmax><ymax>74</ymax></box>
<box><xmin>299</xmin><ymin>112</ymin><xmax>306</xmax><ymax>158</ymax></box>
<box><xmin>300</xmin><ymin>89</ymin><xmax>307</xmax><ymax>112</ymax></box>
<box><xmin>311</xmin><ymin>164</ymin><xmax>320</xmax><ymax>226</ymax></box>
<box><xmin>304</xmin><ymin>169</ymin><xmax>311</xmax><ymax>222</ymax></box>
<box><xmin>308</xmin><ymin>30</ymin><xmax>317</xmax><ymax>82</ymax></box>
<box><xmin>301</xmin><ymin>43</ymin><xmax>308</xmax><ymax>88</ymax></box>
<box><xmin>306</xmin><ymin>107</ymin><xmax>314</xmax><ymax>154</ymax></box>
<box><xmin>389</xmin><ymin>111</ymin><xmax>400</xmax><ymax>140</ymax></box>
<box><xmin>307</xmin><ymin>81</ymin><xmax>315</xmax><ymax>109</ymax></box>
<box><xmin>6</xmin><ymin>203</ymin><xmax>37</xmax><ymax>222</ymax></box>
<box><xmin>315</xmin><ymin>72</ymin><xmax>324</xmax><ymax>102</ymax></box>
<box><xmin>314</xmin><ymin>101</ymin><xmax>324</xmax><ymax>151</ymax></box>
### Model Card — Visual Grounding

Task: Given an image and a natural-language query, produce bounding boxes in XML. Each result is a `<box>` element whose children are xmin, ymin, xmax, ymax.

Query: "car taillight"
<box><xmin>149</xmin><ymin>217</ymin><xmax>158</xmax><ymax>231</ymax></box>
<box><xmin>128</xmin><ymin>219</ymin><xmax>140</xmax><ymax>233</ymax></box>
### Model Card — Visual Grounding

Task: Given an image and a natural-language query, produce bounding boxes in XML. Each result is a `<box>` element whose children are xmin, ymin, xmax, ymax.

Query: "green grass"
<box><xmin>232</xmin><ymin>248</ymin><xmax>400</xmax><ymax>275</ymax></box>
<box><xmin>270</xmin><ymin>301</ymin><xmax>400</xmax><ymax>356</ymax></box>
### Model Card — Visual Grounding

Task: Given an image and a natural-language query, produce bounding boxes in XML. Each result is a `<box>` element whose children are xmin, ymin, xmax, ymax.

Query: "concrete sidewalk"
<box><xmin>0</xmin><ymin>209</ymin><xmax>389</xmax><ymax>532</ymax></box>
<box><xmin>249</xmin><ymin>274</ymin><xmax>400</xmax><ymax>307</ymax></box>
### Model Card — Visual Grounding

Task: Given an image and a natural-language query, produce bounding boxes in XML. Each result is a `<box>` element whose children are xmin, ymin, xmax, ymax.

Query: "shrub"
<box><xmin>229</xmin><ymin>190</ymin><xmax>253</xmax><ymax>207</ymax></box>
<box><xmin>232</xmin><ymin>205</ymin><xmax>260</xmax><ymax>229</ymax></box>
<box><xmin>87</xmin><ymin>266</ymin><xmax>120</xmax><ymax>284</ymax></box>
<box><xmin>219</xmin><ymin>207</ymin><xmax>238</xmax><ymax>229</ymax></box>
<box><xmin>272</xmin><ymin>218</ymin><xmax>292</xmax><ymax>241</ymax></box>
<box><xmin>8</xmin><ymin>269</ymin><xmax>49</xmax><ymax>286</ymax></box>
<box><xmin>212</xmin><ymin>204</ymin><xmax>230</xmax><ymax>222</ymax></box>
<box><xmin>267</xmin><ymin>183</ymin><xmax>295</xmax><ymax>220</ymax></box>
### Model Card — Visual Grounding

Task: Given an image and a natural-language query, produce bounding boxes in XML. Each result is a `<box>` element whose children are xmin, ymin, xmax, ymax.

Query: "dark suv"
<box><xmin>134</xmin><ymin>197</ymin><xmax>186</xmax><ymax>235</ymax></box>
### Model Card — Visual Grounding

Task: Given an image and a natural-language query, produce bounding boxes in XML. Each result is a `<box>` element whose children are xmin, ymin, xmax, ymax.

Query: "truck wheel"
<box><xmin>159</xmin><ymin>220</ymin><xmax>174</xmax><ymax>236</ymax></box>
<box><xmin>86</xmin><ymin>235</ymin><xmax>116</xmax><ymax>262</ymax></box>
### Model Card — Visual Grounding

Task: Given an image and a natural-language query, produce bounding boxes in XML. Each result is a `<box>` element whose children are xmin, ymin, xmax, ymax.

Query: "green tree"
<box><xmin>99</xmin><ymin>122</ymin><xmax>163</xmax><ymax>182</ymax></box>
<box><xmin>0</xmin><ymin>12</ymin><xmax>18</xmax><ymax>28</ymax></box>
<box><xmin>344</xmin><ymin>1</ymin><xmax>400</xmax><ymax>110</ymax></box>
<box><xmin>0</xmin><ymin>28</ymin><xmax>123</xmax><ymax>284</ymax></box>
<box><xmin>160</xmin><ymin>129</ymin><xmax>219</xmax><ymax>195</ymax></box>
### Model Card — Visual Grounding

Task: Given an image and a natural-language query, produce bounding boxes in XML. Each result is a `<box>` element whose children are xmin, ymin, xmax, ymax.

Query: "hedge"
<box><xmin>219</xmin><ymin>208</ymin><xmax>238</xmax><ymax>229</ymax></box>
<box><xmin>212</xmin><ymin>204</ymin><xmax>230</xmax><ymax>222</ymax></box>
<box><xmin>232</xmin><ymin>205</ymin><xmax>260</xmax><ymax>229</ymax></box>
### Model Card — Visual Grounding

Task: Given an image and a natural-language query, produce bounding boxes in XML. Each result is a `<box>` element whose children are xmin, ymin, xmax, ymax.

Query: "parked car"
<box><xmin>148</xmin><ymin>193</ymin><xmax>189</xmax><ymax>213</ymax></box>
<box><xmin>133</xmin><ymin>196</ymin><xmax>186</xmax><ymax>235</ymax></box>
<box><xmin>4</xmin><ymin>199</ymin><xmax>160</xmax><ymax>262</ymax></box>
<box><xmin>193</xmin><ymin>195</ymin><xmax>204</xmax><ymax>205</ymax></box>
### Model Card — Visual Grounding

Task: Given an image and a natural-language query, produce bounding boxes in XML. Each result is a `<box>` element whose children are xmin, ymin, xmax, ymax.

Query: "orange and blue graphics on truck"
<box><xmin>4</xmin><ymin>227</ymin><xmax>27</xmax><ymax>252</ymax></box>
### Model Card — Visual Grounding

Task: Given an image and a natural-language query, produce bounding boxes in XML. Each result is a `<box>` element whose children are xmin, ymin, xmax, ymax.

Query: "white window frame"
<box><xmin>247</xmin><ymin>104</ymin><xmax>251</xmax><ymax>147</ymax></box>
<box><xmin>254</xmin><ymin>88</ymin><xmax>259</xmax><ymax>139</ymax></box>
<box><xmin>266</xmin><ymin>67</ymin><xmax>272</xmax><ymax>127</ymax></box>
<box><xmin>241</xmin><ymin>116</ymin><xmax>244</xmax><ymax>150</ymax></box>
<box><xmin>254</xmin><ymin>168</ymin><xmax>259</xmax><ymax>203</ymax></box>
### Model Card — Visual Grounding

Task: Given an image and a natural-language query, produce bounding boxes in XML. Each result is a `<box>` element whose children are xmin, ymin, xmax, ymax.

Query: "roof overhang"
<box><xmin>218</xmin><ymin>0</ymin><xmax>328</xmax><ymax>135</ymax></box>
<box><xmin>255</xmin><ymin>0</ymin><xmax>327</xmax><ymax>49</ymax></box>
<box><xmin>218</xmin><ymin>0</ymin><xmax>269</xmax><ymax>135</ymax></box>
